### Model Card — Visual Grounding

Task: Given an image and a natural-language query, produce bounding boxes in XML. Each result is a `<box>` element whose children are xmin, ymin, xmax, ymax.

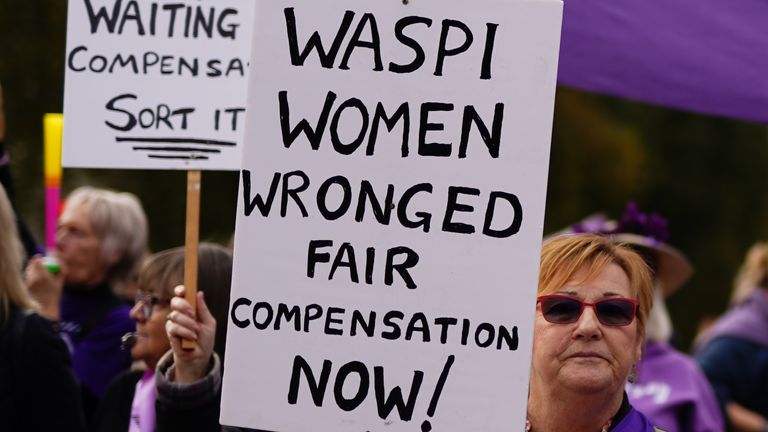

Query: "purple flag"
<box><xmin>558</xmin><ymin>0</ymin><xmax>768</xmax><ymax>123</ymax></box>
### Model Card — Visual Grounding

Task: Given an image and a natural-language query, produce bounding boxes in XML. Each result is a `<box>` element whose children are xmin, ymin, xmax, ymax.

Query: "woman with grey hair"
<box><xmin>0</xmin><ymin>183</ymin><xmax>84</xmax><ymax>431</ymax></box>
<box><xmin>26</xmin><ymin>186</ymin><xmax>148</xmax><ymax>422</ymax></box>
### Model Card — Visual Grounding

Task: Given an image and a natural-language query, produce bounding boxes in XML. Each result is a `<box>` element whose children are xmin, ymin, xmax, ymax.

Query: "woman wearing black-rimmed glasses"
<box><xmin>91</xmin><ymin>243</ymin><xmax>232</xmax><ymax>432</ymax></box>
<box><xmin>527</xmin><ymin>234</ymin><xmax>662</xmax><ymax>432</ymax></box>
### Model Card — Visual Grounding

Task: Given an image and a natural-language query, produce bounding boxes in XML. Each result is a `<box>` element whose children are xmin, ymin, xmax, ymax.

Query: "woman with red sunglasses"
<box><xmin>527</xmin><ymin>234</ymin><xmax>661</xmax><ymax>432</ymax></box>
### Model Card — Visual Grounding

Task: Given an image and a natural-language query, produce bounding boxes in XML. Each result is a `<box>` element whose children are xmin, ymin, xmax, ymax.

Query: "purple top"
<box><xmin>695</xmin><ymin>289</ymin><xmax>768</xmax><ymax>351</ymax></box>
<box><xmin>558</xmin><ymin>0</ymin><xmax>768</xmax><ymax>123</ymax></box>
<box><xmin>694</xmin><ymin>292</ymin><xmax>768</xmax><ymax>423</ymax></box>
<box><xmin>129</xmin><ymin>369</ymin><xmax>157</xmax><ymax>432</ymax></box>
<box><xmin>60</xmin><ymin>285</ymin><xmax>134</xmax><ymax>400</ymax></box>
<box><xmin>612</xmin><ymin>406</ymin><xmax>657</xmax><ymax>432</ymax></box>
<box><xmin>627</xmin><ymin>342</ymin><xmax>723</xmax><ymax>432</ymax></box>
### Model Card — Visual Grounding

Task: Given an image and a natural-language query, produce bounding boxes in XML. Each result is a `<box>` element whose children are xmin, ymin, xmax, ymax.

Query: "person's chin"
<box><xmin>64</xmin><ymin>273</ymin><xmax>99</xmax><ymax>289</ymax></box>
<box><xmin>130</xmin><ymin>340</ymin><xmax>145</xmax><ymax>360</ymax></box>
<box><xmin>559</xmin><ymin>364</ymin><xmax>614</xmax><ymax>393</ymax></box>
<box><xmin>63</xmin><ymin>278</ymin><xmax>89</xmax><ymax>290</ymax></box>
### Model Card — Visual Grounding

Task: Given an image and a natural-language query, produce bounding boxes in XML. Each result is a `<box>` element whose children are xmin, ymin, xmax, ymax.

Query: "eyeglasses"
<box><xmin>537</xmin><ymin>295</ymin><xmax>639</xmax><ymax>327</ymax></box>
<box><xmin>135</xmin><ymin>291</ymin><xmax>170</xmax><ymax>318</ymax></box>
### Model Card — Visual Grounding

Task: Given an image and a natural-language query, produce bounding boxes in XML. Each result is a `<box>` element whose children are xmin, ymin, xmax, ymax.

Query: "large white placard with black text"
<box><xmin>62</xmin><ymin>0</ymin><xmax>254</xmax><ymax>170</ymax></box>
<box><xmin>222</xmin><ymin>0</ymin><xmax>562</xmax><ymax>430</ymax></box>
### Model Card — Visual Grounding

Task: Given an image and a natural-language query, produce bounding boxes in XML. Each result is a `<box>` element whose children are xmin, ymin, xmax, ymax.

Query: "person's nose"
<box><xmin>573</xmin><ymin>305</ymin><xmax>602</xmax><ymax>340</ymax></box>
<box><xmin>129</xmin><ymin>302</ymin><xmax>145</xmax><ymax>323</ymax></box>
<box><xmin>55</xmin><ymin>229</ymin><xmax>69</xmax><ymax>252</ymax></box>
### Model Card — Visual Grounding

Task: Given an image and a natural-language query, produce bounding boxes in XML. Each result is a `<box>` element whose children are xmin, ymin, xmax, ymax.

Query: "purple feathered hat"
<box><xmin>553</xmin><ymin>202</ymin><xmax>694</xmax><ymax>296</ymax></box>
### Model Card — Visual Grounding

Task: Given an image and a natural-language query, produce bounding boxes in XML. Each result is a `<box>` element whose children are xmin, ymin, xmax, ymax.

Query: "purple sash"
<box><xmin>695</xmin><ymin>289</ymin><xmax>768</xmax><ymax>352</ymax></box>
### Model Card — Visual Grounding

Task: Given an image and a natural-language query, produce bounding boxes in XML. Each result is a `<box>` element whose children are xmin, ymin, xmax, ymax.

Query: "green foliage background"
<box><xmin>1</xmin><ymin>2</ymin><xmax>766</xmax><ymax>350</ymax></box>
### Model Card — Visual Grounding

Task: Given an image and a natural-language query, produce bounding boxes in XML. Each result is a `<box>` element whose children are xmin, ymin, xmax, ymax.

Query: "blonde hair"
<box><xmin>62</xmin><ymin>187</ymin><xmax>148</xmax><ymax>296</ymax></box>
<box><xmin>0</xmin><ymin>184</ymin><xmax>36</xmax><ymax>324</ymax></box>
<box><xmin>539</xmin><ymin>234</ymin><xmax>654</xmax><ymax>334</ymax></box>
<box><xmin>730</xmin><ymin>241</ymin><xmax>768</xmax><ymax>305</ymax></box>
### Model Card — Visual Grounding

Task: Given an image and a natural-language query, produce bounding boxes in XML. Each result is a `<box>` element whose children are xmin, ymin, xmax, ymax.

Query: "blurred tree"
<box><xmin>546</xmin><ymin>88</ymin><xmax>649</xmax><ymax>229</ymax></box>
<box><xmin>0</xmin><ymin>0</ymin><xmax>67</xmax><ymax>237</ymax></box>
<box><xmin>547</xmin><ymin>88</ymin><xmax>768</xmax><ymax>348</ymax></box>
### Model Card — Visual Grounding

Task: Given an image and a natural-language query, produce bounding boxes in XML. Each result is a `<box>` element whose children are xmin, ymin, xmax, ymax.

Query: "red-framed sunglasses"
<box><xmin>537</xmin><ymin>295</ymin><xmax>639</xmax><ymax>327</ymax></box>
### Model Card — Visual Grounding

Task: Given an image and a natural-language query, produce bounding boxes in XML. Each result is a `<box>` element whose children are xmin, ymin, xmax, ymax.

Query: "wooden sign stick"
<box><xmin>182</xmin><ymin>170</ymin><xmax>202</xmax><ymax>350</ymax></box>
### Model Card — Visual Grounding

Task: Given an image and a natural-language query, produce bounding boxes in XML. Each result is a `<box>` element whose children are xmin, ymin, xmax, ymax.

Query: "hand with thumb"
<box><xmin>165</xmin><ymin>285</ymin><xmax>217</xmax><ymax>384</ymax></box>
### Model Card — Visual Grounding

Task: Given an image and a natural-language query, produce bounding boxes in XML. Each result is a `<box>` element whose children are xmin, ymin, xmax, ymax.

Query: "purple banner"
<box><xmin>558</xmin><ymin>0</ymin><xmax>768</xmax><ymax>123</ymax></box>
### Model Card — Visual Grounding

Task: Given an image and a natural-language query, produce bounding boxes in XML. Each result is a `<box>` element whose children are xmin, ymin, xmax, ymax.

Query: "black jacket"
<box><xmin>155</xmin><ymin>351</ymin><xmax>267</xmax><ymax>432</ymax></box>
<box><xmin>90</xmin><ymin>369</ymin><xmax>143</xmax><ymax>432</ymax></box>
<box><xmin>91</xmin><ymin>351</ymin><xmax>268</xmax><ymax>432</ymax></box>
<box><xmin>0</xmin><ymin>307</ymin><xmax>85</xmax><ymax>432</ymax></box>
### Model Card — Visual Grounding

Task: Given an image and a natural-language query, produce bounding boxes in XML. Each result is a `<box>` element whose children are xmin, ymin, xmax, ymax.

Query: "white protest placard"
<box><xmin>222</xmin><ymin>0</ymin><xmax>562</xmax><ymax>430</ymax></box>
<box><xmin>62</xmin><ymin>0</ymin><xmax>254</xmax><ymax>170</ymax></box>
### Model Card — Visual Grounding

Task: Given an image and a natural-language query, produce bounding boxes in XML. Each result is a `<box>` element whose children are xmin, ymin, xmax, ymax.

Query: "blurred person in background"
<box><xmin>695</xmin><ymin>242</ymin><xmax>768</xmax><ymax>432</ymax></box>
<box><xmin>0</xmin><ymin>183</ymin><xmax>85</xmax><ymax>432</ymax></box>
<box><xmin>91</xmin><ymin>242</ymin><xmax>232</xmax><ymax>432</ymax></box>
<box><xmin>0</xmin><ymin>81</ymin><xmax>43</xmax><ymax>259</ymax></box>
<box><xmin>560</xmin><ymin>202</ymin><xmax>723</xmax><ymax>432</ymax></box>
<box><xmin>26</xmin><ymin>186</ymin><xmax>148</xmax><ymax>422</ymax></box>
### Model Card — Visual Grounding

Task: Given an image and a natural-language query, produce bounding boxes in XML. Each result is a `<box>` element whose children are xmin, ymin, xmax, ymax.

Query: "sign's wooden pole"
<box><xmin>182</xmin><ymin>170</ymin><xmax>201</xmax><ymax>350</ymax></box>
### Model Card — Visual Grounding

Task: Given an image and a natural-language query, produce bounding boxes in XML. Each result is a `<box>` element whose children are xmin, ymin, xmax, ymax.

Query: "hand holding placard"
<box><xmin>166</xmin><ymin>285</ymin><xmax>217</xmax><ymax>384</ymax></box>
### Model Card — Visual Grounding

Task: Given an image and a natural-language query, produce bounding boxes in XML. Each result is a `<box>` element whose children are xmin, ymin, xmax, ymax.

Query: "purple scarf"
<box><xmin>612</xmin><ymin>407</ymin><xmax>656</xmax><ymax>432</ymax></box>
<box><xmin>695</xmin><ymin>289</ymin><xmax>768</xmax><ymax>352</ymax></box>
<box><xmin>59</xmin><ymin>285</ymin><xmax>134</xmax><ymax>398</ymax></box>
<box><xmin>129</xmin><ymin>369</ymin><xmax>157</xmax><ymax>432</ymax></box>
<box><xmin>627</xmin><ymin>342</ymin><xmax>723</xmax><ymax>432</ymax></box>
